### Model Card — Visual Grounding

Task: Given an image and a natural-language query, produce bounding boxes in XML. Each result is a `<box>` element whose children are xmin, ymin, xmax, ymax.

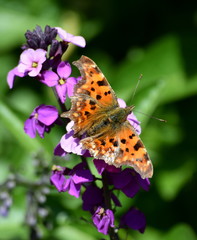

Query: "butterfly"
<box><xmin>62</xmin><ymin>55</ymin><xmax>153</xmax><ymax>179</ymax></box>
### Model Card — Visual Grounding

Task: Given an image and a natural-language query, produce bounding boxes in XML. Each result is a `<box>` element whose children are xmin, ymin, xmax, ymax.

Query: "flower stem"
<box><xmin>52</xmin><ymin>87</ymin><xmax>67</xmax><ymax>113</ymax></box>
<box><xmin>102</xmin><ymin>171</ymin><xmax>120</xmax><ymax>240</ymax></box>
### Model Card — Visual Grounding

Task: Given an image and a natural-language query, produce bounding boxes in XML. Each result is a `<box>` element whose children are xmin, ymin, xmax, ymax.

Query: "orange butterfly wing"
<box><xmin>63</xmin><ymin>56</ymin><xmax>118</xmax><ymax>136</ymax></box>
<box><xmin>63</xmin><ymin>55</ymin><xmax>153</xmax><ymax>179</ymax></box>
<box><xmin>73</xmin><ymin>55</ymin><xmax>118</xmax><ymax>108</ymax></box>
<box><xmin>81</xmin><ymin>121</ymin><xmax>153</xmax><ymax>179</ymax></box>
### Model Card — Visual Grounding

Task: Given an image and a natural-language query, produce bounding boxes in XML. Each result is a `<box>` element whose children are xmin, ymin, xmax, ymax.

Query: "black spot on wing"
<box><xmin>100</xmin><ymin>140</ymin><xmax>106</xmax><ymax>146</ymax></box>
<box><xmin>96</xmin><ymin>95</ymin><xmax>102</xmax><ymax>100</ymax></box>
<box><xmin>82</xmin><ymin>89</ymin><xmax>90</xmax><ymax>95</ymax></box>
<box><xmin>90</xmin><ymin>106</ymin><xmax>96</xmax><ymax>110</ymax></box>
<box><xmin>134</xmin><ymin>140</ymin><xmax>143</xmax><ymax>151</ymax></box>
<box><xmin>94</xmin><ymin>66</ymin><xmax>100</xmax><ymax>73</ymax></box>
<box><xmin>120</xmin><ymin>149</ymin><xmax>124</xmax><ymax>155</ymax></box>
<box><xmin>143</xmin><ymin>153</ymin><xmax>149</xmax><ymax>161</ymax></box>
<box><xmin>89</xmin><ymin>100</ymin><xmax>96</xmax><ymax>105</ymax></box>
<box><xmin>85</xmin><ymin>111</ymin><xmax>90</xmax><ymax>116</ymax></box>
<box><xmin>129</xmin><ymin>134</ymin><xmax>135</xmax><ymax>139</ymax></box>
<box><xmin>104</xmin><ymin>90</ymin><xmax>111</xmax><ymax>96</ymax></box>
<box><xmin>97</xmin><ymin>79</ymin><xmax>108</xmax><ymax>86</ymax></box>
<box><xmin>121</xmin><ymin>139</ymin><xmax>126</xmax><ymax>144</ymax></box>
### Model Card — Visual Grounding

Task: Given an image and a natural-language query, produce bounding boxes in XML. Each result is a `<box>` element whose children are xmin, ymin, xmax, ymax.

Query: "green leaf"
<box><xmin>162</xmin><ymin>224</ymin><xmax>197</xmax><ymax>240</ymax></box>
<box><xmin>54</xmin><ymin>225</ymin><xmax>99</xmax><ymax>240</ymax></box>
<box><xmin>0</xmin><ymin>7</ymin><xmax>57</xmax><ymax>51</ymax></box>
<box><xmin>156</xmin><ymin>160</ymin><xmax>195</xmax><ymax>201</ymax></box>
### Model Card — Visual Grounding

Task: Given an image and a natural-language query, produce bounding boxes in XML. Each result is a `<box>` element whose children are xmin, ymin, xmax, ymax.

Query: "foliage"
<box><xmin>0</xmin><ymin>0</ymin><xmax>197</xmax><ymax>239</ymax></box>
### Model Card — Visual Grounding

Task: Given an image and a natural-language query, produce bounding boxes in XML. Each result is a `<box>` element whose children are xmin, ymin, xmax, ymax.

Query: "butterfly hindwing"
<box><xmin>114</xmin><ymin>122</ymin><xmax>153</xmax><ymax>179</ymax></box>
<box><xmin>81</xmin><ymin>121</ymin><xmax>153</xmax><ymax>179</ymax></box>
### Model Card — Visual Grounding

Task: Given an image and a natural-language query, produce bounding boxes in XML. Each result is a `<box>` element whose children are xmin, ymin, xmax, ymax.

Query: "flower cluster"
<box><xmin>7</xmin><ymin>25</ymin><xmax>85</xmax><ymax>138</ymax></box>
<box><xmin>6</xmin><ymin>25</ymin><xmax>150</xmax><ymax>238</ymax></box>
<box><xmin>0</xmin><ymin>175</ymin><xmax>15</xmax><ymax>217</ymax></box>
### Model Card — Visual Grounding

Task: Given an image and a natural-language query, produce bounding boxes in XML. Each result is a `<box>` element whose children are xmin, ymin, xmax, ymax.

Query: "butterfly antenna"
<box><xmin>134</xmin><ymin>110</ymin><xmax>167</xmax><ymax>122</ymax></box>
<box><xmin>131</xmin><ymin>74</ymin><xmax>143</xmax><ymax>102</ymax></box>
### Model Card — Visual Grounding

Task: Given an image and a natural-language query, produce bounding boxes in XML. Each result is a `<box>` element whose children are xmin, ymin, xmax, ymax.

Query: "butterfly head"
<box><xmin>125</xmin><ymin>105</ymin><xmax>135</xmax><ymax>114</ymax></box>
<box><xmin>107</xmin><ymin>105</ymin><xmax>135</xmax><ymax>125</ymax></box>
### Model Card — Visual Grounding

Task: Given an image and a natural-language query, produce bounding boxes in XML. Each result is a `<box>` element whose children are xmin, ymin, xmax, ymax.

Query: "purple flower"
<box><xmin>40</xmin><ymin>61</ymin><xmax>78</xmax><ymax>103</ymax></box>
<box><xmin>50</xmin><ymin>163</ymin><xmax>94</xmax><ymax>198</ymax></box>
<box><xmin>120</xmin><ymin>208</ymin><xmax>146</xmax><ymax>233</ymax></box>
<box><xmin>55</xmin><ymin>27</ymin><xmax>86</xmax><ymax>48</ymax></box>
<box><xmin>0</xmin><ymin>192</ymin><xmax>12</xmax><ymax>217</ymax></box>
<box><xmin>108</xmin><ymin>168</ymin><xmax>150</xmax><ymax>198</ymax></box>
<box><xmin>17</xmin><ymin>48</ymin><xmax>46</xmax><ymax>77</ymax></box>
<box><xmin>54</xmin><ymin>143</ymin><xmax>66</xmax><ymax>157</ymax></box>
<box><xmin>92</xmin><ymin>207</ymin><xmax>114</xmax><ymax>235</ymax></box>
<box><xmin>24</xmin><ymin>104</ymin><xmax>58</xmax><ymax>138</ymax></box>
<box><xmin>7</xmin><ymin>67</ymin><xmax>26</xmax><ymax>89</ymax></box>
<box><xmin>23</xmin><ymin>25</ymin><xmax>57</xmax><ymax>50</ymax></box>
<box><xmin>82</xmin><ymin>185</ymin><xmax>104</xmax><ymax>212</ymax></box>
<box><xmin>118</xmin><ymin>98</ymin><xmax>141</xmax><ymax>134</ymax></box>
<box><xmin>60</xmin><ymin>121</ymin><xmax>87</xmax><ymax>155</ymax></box>
<box><xmin>93</xmin><ymin>159</ymin><xmax>121</xmax><ymax>175</ymax></box>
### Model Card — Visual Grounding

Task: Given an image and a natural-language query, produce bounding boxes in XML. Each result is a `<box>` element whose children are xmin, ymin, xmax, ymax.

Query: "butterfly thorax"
<box><xmin>87</xmin><ymin>105</ymin><xmax>135</xmax><ymax>136</ymax></box>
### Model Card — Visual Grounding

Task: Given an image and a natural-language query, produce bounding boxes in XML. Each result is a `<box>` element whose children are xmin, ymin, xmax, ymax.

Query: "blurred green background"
<box><xmin>0</xmin><ymin>0</ymin><xmax>197</xmax><ymax>239</ymax></box>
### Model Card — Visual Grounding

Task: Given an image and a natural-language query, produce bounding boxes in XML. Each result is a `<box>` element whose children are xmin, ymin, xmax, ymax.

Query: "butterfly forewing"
<box><xmin>73</xmin><ymin>56</ymin><xmax>119</xmax><ymax>108</ymax></box>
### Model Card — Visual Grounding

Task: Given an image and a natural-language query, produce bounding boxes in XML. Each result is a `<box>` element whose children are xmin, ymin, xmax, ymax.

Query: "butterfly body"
<box><xmin>86</xmin><ymin>105</ymin><xmax>135</xmax><ymax>137</ymax></box>
<box><xmin>63</xmin><ymin>56</ymin><xmax>153</xmax><ymax>179</ymax></box>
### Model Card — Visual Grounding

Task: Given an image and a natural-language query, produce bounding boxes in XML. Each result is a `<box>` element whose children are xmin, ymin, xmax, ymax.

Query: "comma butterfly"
<box><xmin>62</xmin><ymin>56</ymin><xmax>153</xmax><ymax>179</ymax></box>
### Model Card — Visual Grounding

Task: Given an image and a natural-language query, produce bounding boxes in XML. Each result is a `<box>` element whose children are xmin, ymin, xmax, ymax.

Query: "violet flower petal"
<box><xmin>66</xmin><ymin>77</ymin><xmax>77</xmax><ymax>97</ymax></box>
<box><xmin>50</xmin><ymin>169</ymin><xmax>66</xmax><ymax>192</ymax></box>
<box><xmin>118</xmin><ymin>98</ymin><xmax>126</xmax><ymax>108</ymax></box>
<box><xmin>127</xmin><ymin>113</ymin><xmax>141</xmax><ymax>135</ymax></box>
<box><xmin>7</xmin><ymin>67</ymin><xmax>25</xmax><ymax>89</ymax></box>
<box><xmin>54</xmin><ymin>143</ymin><xmax>66</xmax><ymax>156</ymax></box>
<box><xmin>92</xmin><ymin>207</ymin><xmax>114</xmax><ymax>235</ymax></box>
<box><xmin>66</xmin><ymin>33</ymin><xmax>86</xmax><ymax>48</ymax></box>
<box><xmin>82</xmin><ymin>185</ymin><xmax>104</xmax><ymax>212</ymax></box>
<box><xmin>67</xmin><ymin>180</ymin><xmax>81</xmax><ymax>198</ymax></box>
<box><xmin>60</xmin><ymin>132</ymin><xmax>86</xmax><ymax>155</ymax></box>
<box><xmin>17</xmin><ymin>48</ymin><xmax>46</xmax><ymax>77</ymax></box>
<box><xmin>55</xmin><ymin>27</ymin><xmax>86</xmax><ymax>48</ymax></box>
<box><xmin>120</xmin><ymin>208</ymin><xmax>146</xmax><ymax>233</ymax></box>
<box><xmin>28</xmin><ymin>64</ymin><xmax>42</xmax><ymax>77</ymax></box>
<box><xmin>55</xmin><ymin>84</ymin><xmax>67</xmax><ymax>103</ymax></box>
<box><xmin>57</xmin><ymin>61</ymin><xmax>72</xmax><ymax>79</ymax></box>
<box><xmin>93</xmin><ymin>159</ymin><xmax>120</xmax><ymax>175</ymax></box>
<box><xmin>72</xmin><ymin>169</ymin><xmax>93</xmax><ymax>184</ymax></box>
<box><xmin>40</xmin><ymin>70</ymin><xmax>59</xmax><ymax>87</ymax></box>
<box><xmin>24</xmin><ymin>118</ymin><xmax>36</xmax><ymax>138</ymax></box>
<box><xmin>118</xmin><ymin>98</ymin><xmax>141</xmax><ymax>134</ymax></box>
<box><xmin>35</xmin><ymin>121</ymin><xmax>46</xmax><ymax>138</ymax></box>
<box><xmin>37</xmin><ymin>105</ymin><xmax>58</xmax><ymax>126</ymax></box>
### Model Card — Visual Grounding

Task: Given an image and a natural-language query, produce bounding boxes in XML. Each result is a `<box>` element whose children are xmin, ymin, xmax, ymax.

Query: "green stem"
<box><xmin>52</xmin><ymin>87</ymin><xmax>67</xmax><ymax>113</ymax></box>
<box><xmin>102</xmin><ymin>172</ymin><xmax>120</xmax><ymax>240</ymax></box>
